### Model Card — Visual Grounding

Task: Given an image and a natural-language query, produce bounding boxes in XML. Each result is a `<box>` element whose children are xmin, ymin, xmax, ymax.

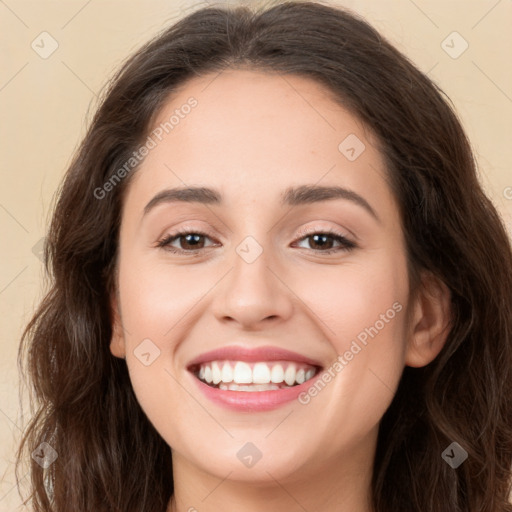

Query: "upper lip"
<box><xmin>186</xmin><ymin>345</ymin><xmax>323</xmax><ymax>369</ymax></box>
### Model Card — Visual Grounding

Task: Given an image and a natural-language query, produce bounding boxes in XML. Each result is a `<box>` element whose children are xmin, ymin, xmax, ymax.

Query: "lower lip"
<box><xmin>190</xmin><ymin>373</ymin><xmax>321</xmax><ymax>412</ymax></box>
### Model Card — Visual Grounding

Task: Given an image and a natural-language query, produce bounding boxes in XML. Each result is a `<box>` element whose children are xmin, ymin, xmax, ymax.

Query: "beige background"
<box><xmin>1</xmin><ymin>0</ymin><xmax>511</xmax><ymax>509</ymax></box>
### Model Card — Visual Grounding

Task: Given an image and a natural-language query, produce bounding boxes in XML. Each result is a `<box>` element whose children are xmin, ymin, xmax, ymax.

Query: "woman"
<box><xmin>16</xmin><ymin>1</ymin><xmax>512</xmax><ymax>511</ymax></box>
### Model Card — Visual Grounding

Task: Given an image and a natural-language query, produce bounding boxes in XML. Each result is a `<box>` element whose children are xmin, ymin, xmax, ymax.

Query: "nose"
<box><xmin>212</xmin><ymin>243</ymin><xmax>294</xmax><ymax>330</ymax></box>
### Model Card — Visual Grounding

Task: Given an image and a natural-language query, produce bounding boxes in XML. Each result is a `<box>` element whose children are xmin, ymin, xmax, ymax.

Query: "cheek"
<box><xmin>292</xmin><ymin>252</ymin><xmax>408</xmax><ymax>352</ymax></box>
<box><xmin>117</xmin><ymin>255</ymin><xmax>207</xmax><ymax>341</ymax></box>
<box><xmin>290</xmin><ymin>251</ymin><xmax>409</xmax><ymax>419</ymax></box>
<box><xmin>115</xmin><ymin>253</ymin><xmax>222</xmax><ymax>447</ymax></box>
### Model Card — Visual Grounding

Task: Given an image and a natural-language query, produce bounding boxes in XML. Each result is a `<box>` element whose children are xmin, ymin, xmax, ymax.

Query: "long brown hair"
<box><xmin>16</xmin><ymin>1</ymin><xmax>512</xmax><ymax>510</ymax></box>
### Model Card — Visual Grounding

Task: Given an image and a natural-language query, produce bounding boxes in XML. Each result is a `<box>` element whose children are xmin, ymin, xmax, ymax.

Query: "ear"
<box><xmin>405</xmin><ymin>271</ymin><xmax>452</xmax><ymax>368</ymax></box>
<box><xmin>109</xmin><ymin>288</ymin><xmax>126</xmax><ymax>359</ymax></box>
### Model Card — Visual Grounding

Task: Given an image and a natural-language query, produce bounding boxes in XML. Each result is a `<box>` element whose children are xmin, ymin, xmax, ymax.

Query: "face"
<box><xmin>109</xmin><ymin>69</ymin><xmax>435</xmax><ymax>486</ymax></box>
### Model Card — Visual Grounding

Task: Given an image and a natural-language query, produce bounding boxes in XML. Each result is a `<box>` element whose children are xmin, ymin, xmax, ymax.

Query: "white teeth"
<box><xmin>219</xmin><ymin>383</ymin><xmax>238</xmax><ymax>391</ymax></box>
<box><xmin>270</xmin><ymin>364</ymin><xmax>284</xmax><ymax>383</ymax></box>
<box><xmin>252</xmin><ymin>363</ymin><xmax>271</xmax><ymax>384</ymax></box>
<box><xmin>212</xmin><ymin>362</ymin><xmax>222</xmax><ymax>385</ymax></box>
<box><xmin>284</xmin><ymin>365</ymin><xmax>296</xmax><ymax>386</ymax></box>
<box><xmin>233</xmin><ymin>361</ymin><xmax>252</xmax><ymax>384</ymax></box>
<box><xmin>221</xmin><ymin>362</ymin><xmax>233</xmax><ymax>383</ymax></box>
<box><xmin>219</xmin><ymin>383</ymin><xmax>280</xmax><ymax>392</ymax></box>
<box><xmin>204</xmin><ymin>365</ymin><xmax>213</xmax><ymax>384</ymax></box>
<box><xmin>195</xmin><ymin>360</ymin><xmax>318</xmax><ymax>388</ymax></box>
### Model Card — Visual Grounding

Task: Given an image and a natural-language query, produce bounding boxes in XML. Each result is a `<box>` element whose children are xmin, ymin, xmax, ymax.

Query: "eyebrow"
<box><xmin>143</xmin><ymin>184</ymin><xmax>380</xmax><ymax>223</ymax></box>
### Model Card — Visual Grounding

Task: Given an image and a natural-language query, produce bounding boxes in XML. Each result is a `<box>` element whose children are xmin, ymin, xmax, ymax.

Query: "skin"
<box><xmin>109</xmin><ymin>69</ymin><xmax>452</xmax><ymax>512</ymax></box>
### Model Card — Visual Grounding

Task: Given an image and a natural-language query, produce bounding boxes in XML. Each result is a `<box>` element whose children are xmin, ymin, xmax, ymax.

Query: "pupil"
<box><xmin>184</xmin><ymin>234</ymin><xmax>202</xmax><ymax>249</ymax></box>
<box><xmin>311</xmin><ymin>234</ymin><xmax>332</xmax><ymax>249</ymax></box>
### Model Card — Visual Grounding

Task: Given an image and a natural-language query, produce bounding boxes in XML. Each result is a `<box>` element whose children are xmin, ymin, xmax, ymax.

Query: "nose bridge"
<box><xmin>229</xmin><ymin>200</ymin><xmax>283</xmax><ymax>278</ymax></box>
<box><xmin>213</xmin><ymin>226</ymin><xmax>293</xmax><ymax>327</ymax></box>
<box><xmin>229</xmin><ymin>200</ymin><xmax>277</xmax><ymax>270</ymax></box>
<box><xmin>231</xmin><ymin>230</ymin><xmax>279</xmax><ymax>300</ymax></box>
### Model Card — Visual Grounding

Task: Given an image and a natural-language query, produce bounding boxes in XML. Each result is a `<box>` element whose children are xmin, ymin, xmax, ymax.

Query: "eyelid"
<box><xmin>156</xmin><ymin>221</ymin><xmax>220</xmax><ymax>242</ymax></box>
<box><xmin>156</xmin><ymin>222</ymin><xmax>357</xmax><ymax>256</ymax></box>
<box><xmin>294</xmin><ymin>224</ymin><xmax>351</xmax><ymax>240</ymax></box>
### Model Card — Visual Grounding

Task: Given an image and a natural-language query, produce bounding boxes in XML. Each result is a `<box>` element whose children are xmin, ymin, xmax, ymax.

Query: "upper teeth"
<box><xmin>197</xmin><ymin>361</ymin><xmax>317</xmax><ymax>386</ymax></box>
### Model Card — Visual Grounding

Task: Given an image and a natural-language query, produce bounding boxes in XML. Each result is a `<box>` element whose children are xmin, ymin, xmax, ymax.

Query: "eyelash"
<box><xmin>156</xmin><ymin>227</ymin><xmax>357</xmax><ymax>256</ymax></box>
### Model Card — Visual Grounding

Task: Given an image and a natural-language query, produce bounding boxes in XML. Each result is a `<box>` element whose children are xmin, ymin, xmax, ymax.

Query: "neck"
<box><xmin>167</xmin><ymin>434</ymin><xmax>376</xmax><ymax>512</ymax></box>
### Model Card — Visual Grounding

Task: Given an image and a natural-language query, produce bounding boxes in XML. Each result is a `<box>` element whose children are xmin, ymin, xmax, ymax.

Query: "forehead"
<box><xmin>123</xmin><ymin>69</ymin><xmax>395</xmax><ymax>219</ymax></box>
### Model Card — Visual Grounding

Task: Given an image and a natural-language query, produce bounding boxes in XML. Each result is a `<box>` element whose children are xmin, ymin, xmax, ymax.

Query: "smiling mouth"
<box><xmin>189</xmin><ymin>360</ymin><xmax>322</xmax><ymax>392</ymax></box>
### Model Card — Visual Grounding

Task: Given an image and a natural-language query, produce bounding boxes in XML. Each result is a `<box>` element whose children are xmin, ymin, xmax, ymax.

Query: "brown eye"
<box><xmin>157</xmin><ymin>230</ymin><xmax>216</xmax><ymax>254</ymax></box>
<box><xmin>294</xmin><ymin>229</ymin><xmax>356</xmax><ymax>254</ymax></box>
